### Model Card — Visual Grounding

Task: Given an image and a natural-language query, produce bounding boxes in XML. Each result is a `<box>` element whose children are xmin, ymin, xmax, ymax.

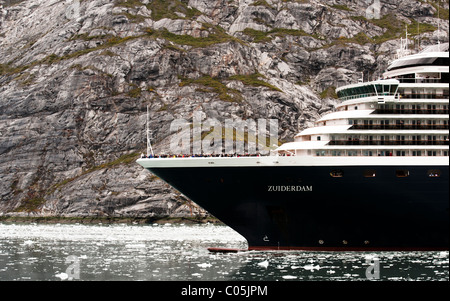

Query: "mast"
<box><xmin>147</xmin><ymin>105</ymin><xmax>154</xmax><ymax>157</ymax></box>
<box><xmin>396</xmin><ymin>25</ymin><xmax>411</xmax><ymax>59</ymax></box>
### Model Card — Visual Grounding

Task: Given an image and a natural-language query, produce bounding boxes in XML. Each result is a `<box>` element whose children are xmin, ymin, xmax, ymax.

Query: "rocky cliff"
<box><xmin>0</xmin><ymin>0</ymin><xmax>448</xmax><ymax>220</ymax></box>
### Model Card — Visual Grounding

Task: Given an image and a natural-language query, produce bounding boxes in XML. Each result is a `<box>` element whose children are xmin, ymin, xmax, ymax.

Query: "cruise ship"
<box><xmin>137</xmin><ymin>43</ymin><xmax>449</xmax><ymax>251</ymax></box>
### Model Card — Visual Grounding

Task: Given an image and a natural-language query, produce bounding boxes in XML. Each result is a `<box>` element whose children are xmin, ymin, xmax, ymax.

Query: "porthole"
<box><xmin>330</xmin><ymin>169</ymin><xmax>344</xmax><ymax>177</ymax></box>
<box><xmin>427</xmin><ymin>169</ymin><xmax>441</xmax><ymax>178</ymax></box>
<box><xmin>363</xmin><ymin>169</ymin><xmax>376</xmax><ymax>177</ymax></box>
<box><xmin>396</xmin><ymin>169</ymin><xmax>409</xmax><ymax>177</ymax></box>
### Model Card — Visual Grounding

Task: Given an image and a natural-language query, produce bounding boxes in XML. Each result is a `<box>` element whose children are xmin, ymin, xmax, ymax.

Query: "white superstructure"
<box><xmin>277</xmin><ymin>43</ymin><xmax>449</xmax><ymax>159</ymax></box>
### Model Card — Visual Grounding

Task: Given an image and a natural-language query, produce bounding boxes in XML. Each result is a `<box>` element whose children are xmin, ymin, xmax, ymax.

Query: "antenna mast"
<box><xmin>396</xmin><ymin>25</ymin><xmax>411</xmax><ymax>59</ymax></box>
<box><xmin>146</xmin><ymin>105</ymin><xmax>154</xmax><ymax>157</ymax></box>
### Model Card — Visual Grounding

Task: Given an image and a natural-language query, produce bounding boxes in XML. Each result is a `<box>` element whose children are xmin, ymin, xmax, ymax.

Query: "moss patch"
<box><xmin>115</xmin><ymin>0</ymin><xmax>202</xmax><ymax>21</ymax></box>
<box><xmin>179</xmin><ymin>75</ymin><xmax>243</xmax><ymax>103</ymax></box>
<box><xmin>48</xmin><ymin>153</ymin><xmax>140</xmax><ymax>195</ymax></box>
<box><xmin>320</xmin><ymin>86</ymin><xmax>338</xmax><ymax>99</ymax></box>
<box><xmin>243</xmin><ymin>27</ymin><xmax>316</xmax><ymax>43</ymax></box>
<box><xmin>347</xmin><ymin>14</ymin><xmax>437</xmax><ymax>45</ymax></box>
<box><xmin>1</xmin><ymin>35</ymin><xmax>139</xmax><ymax>78</ymax></box>
<box><xmin>149</xmin><ymin>25</ymin><xmax>243</xmax><ymax>48</ymax></box>
<box><xmin>229</xmin><ymin>73</ymin><xmax>281</xmax><ymax>92</ymax></box>
<box><xmin>14</xmin><ymin>198</ymin><xmax>46</xmax><ymax>213</ymax></box>
<box><xmin>179</xmin><ymin>73</ymin><xmax>282</xmax><ymax>102</ymax></box>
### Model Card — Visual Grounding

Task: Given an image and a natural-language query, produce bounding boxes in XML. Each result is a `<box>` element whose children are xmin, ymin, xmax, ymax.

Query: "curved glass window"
<box><xmin>337</xmin><ymin>83</ymin><xmax>398</xmax><ymax>100</ymax></box>
<box><xmin>337</xmin><ymin>84</ymin><xmax>376</xmax><ymax>100</ymax></box>
<box><xmin>387</xmin><ymin>57</ymin><xmax>449</xmax><ymax>71</ymax></box>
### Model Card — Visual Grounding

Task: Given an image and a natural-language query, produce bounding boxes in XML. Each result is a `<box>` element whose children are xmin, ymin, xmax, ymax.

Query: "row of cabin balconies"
<box><xmin>328</xmin><ymin>139</ymin><xmax>449</xmax><ymax>146</ymax></box>
<box><xmin>395</xmin><ymin>78</ymin><xmax>448</xmax><ymax>84</ymax></box>
<box><xmin>375</xmin><ymin>108</ymin><xmax>449</xmax><ymax>115</ymax></box>
<box><xmin>399</xmin><ymin>93</ymin><xmax>448</xmax><ymax>99</ymax></box>
<box><xmin>350</xmin><ymin>124</ymin><xmax>449</xmax><ymax>130</ymax></box>
<box><xmin>311</xmin><ymin>149</ymin><xmax>448</xmax><ymax>157</ymax></box>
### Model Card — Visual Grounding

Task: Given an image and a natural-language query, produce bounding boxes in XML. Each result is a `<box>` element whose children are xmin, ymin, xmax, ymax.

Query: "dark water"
<box><xmin>0</xmin><ymin>223</ymin><xmax>448</xmax><ymax>281</ymax></box>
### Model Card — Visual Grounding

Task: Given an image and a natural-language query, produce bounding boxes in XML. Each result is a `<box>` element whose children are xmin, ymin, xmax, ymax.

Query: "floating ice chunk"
<box><xmin>197</xmin><ymin>263</ymin><xmax>212</xmax><ymax>268</ymax></box>
<box><xmin>258</xmin><ymin>260</ymin><xmax>269</xmax><ymax>268</ymax></box>
<box><xmin>55</xmin><ymin>272</ymin><xmax>69</xmax><ymax>280</ymax></box>
<box><xmin>282</xmin><ymin>275</ymin><xmax>297</xmax><ymax>279</ymax></box>
<box><xmin>23</xmin><ymin>240</ymin><xmax>34</xmax><ymax>245</ymax></box>
<box><xmin>192</xmin><ymin>273</ymin><xmax>202</xmax><ymax>277</ymax></box>
<box><xmin>303</xmin><ymin>264</ymin><xmax>320</xmax><ymax>271</ymax></box>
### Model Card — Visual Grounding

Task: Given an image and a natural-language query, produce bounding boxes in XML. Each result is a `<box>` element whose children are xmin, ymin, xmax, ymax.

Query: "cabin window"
<box><xmin>396</xmin><ymin>170</ymin><xmax>410</xmax><ymax>178</ymax></box>
<box><xmin>330</xmin><ymin>170</ymin><xmax>344</xmax><ymax>178</ymax></box>
<box><xmin>317</xmin><ymin>136</ymin><xmax>321</xmax><ymax>141</ymax></box>
<box><xmin>427</xmin><ymin>170</ymin><xmax>441</xmax><ymax>178</ymax></box>
<box><xmin>363</xmin><ymin>170</ymin><xmax>376</xmax><ymax>177</ymax></box>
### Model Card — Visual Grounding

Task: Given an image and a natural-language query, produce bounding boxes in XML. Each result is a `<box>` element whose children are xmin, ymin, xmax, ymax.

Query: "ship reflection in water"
<box><xmin>0</xmin><ymin>223</ymin><xmax>447</xmax><ymax>281</ymax></box>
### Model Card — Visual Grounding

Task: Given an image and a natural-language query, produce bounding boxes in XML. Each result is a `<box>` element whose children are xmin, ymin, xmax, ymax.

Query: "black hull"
<box><xmin>147</xmin><ymin>165</ymin><xmax>449</xmax><ymax>251</ymax></box>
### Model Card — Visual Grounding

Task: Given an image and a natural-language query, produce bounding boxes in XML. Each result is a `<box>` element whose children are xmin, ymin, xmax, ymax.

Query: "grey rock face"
<box><xmin>0</xmin><ymin>0</ymin><xmax>448</xmax><ymax>218</ymax></box>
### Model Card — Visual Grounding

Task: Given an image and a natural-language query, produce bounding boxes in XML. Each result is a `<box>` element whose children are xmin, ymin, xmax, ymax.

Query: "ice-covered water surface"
<box><xmin>0</xmin><ymin>223</ymin><xmax>448</xmax><ymax>281</ymax></box>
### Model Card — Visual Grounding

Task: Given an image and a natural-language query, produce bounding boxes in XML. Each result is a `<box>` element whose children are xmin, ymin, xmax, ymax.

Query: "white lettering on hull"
<box><xmin>268</xmin><ymin>185</ymin><xmax>313</xmax><ymax>192</ymax></box>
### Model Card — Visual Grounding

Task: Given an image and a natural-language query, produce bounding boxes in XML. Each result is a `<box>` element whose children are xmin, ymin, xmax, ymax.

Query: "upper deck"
<box><xmin>386</xmin><ymin>43</ymin><xmax>449</xmax><ymax>72</ymax></box>
<box><xmin>336</xmin><ymin>43</ymin><xmax>449</xmax><ymax>103</ymax></box>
